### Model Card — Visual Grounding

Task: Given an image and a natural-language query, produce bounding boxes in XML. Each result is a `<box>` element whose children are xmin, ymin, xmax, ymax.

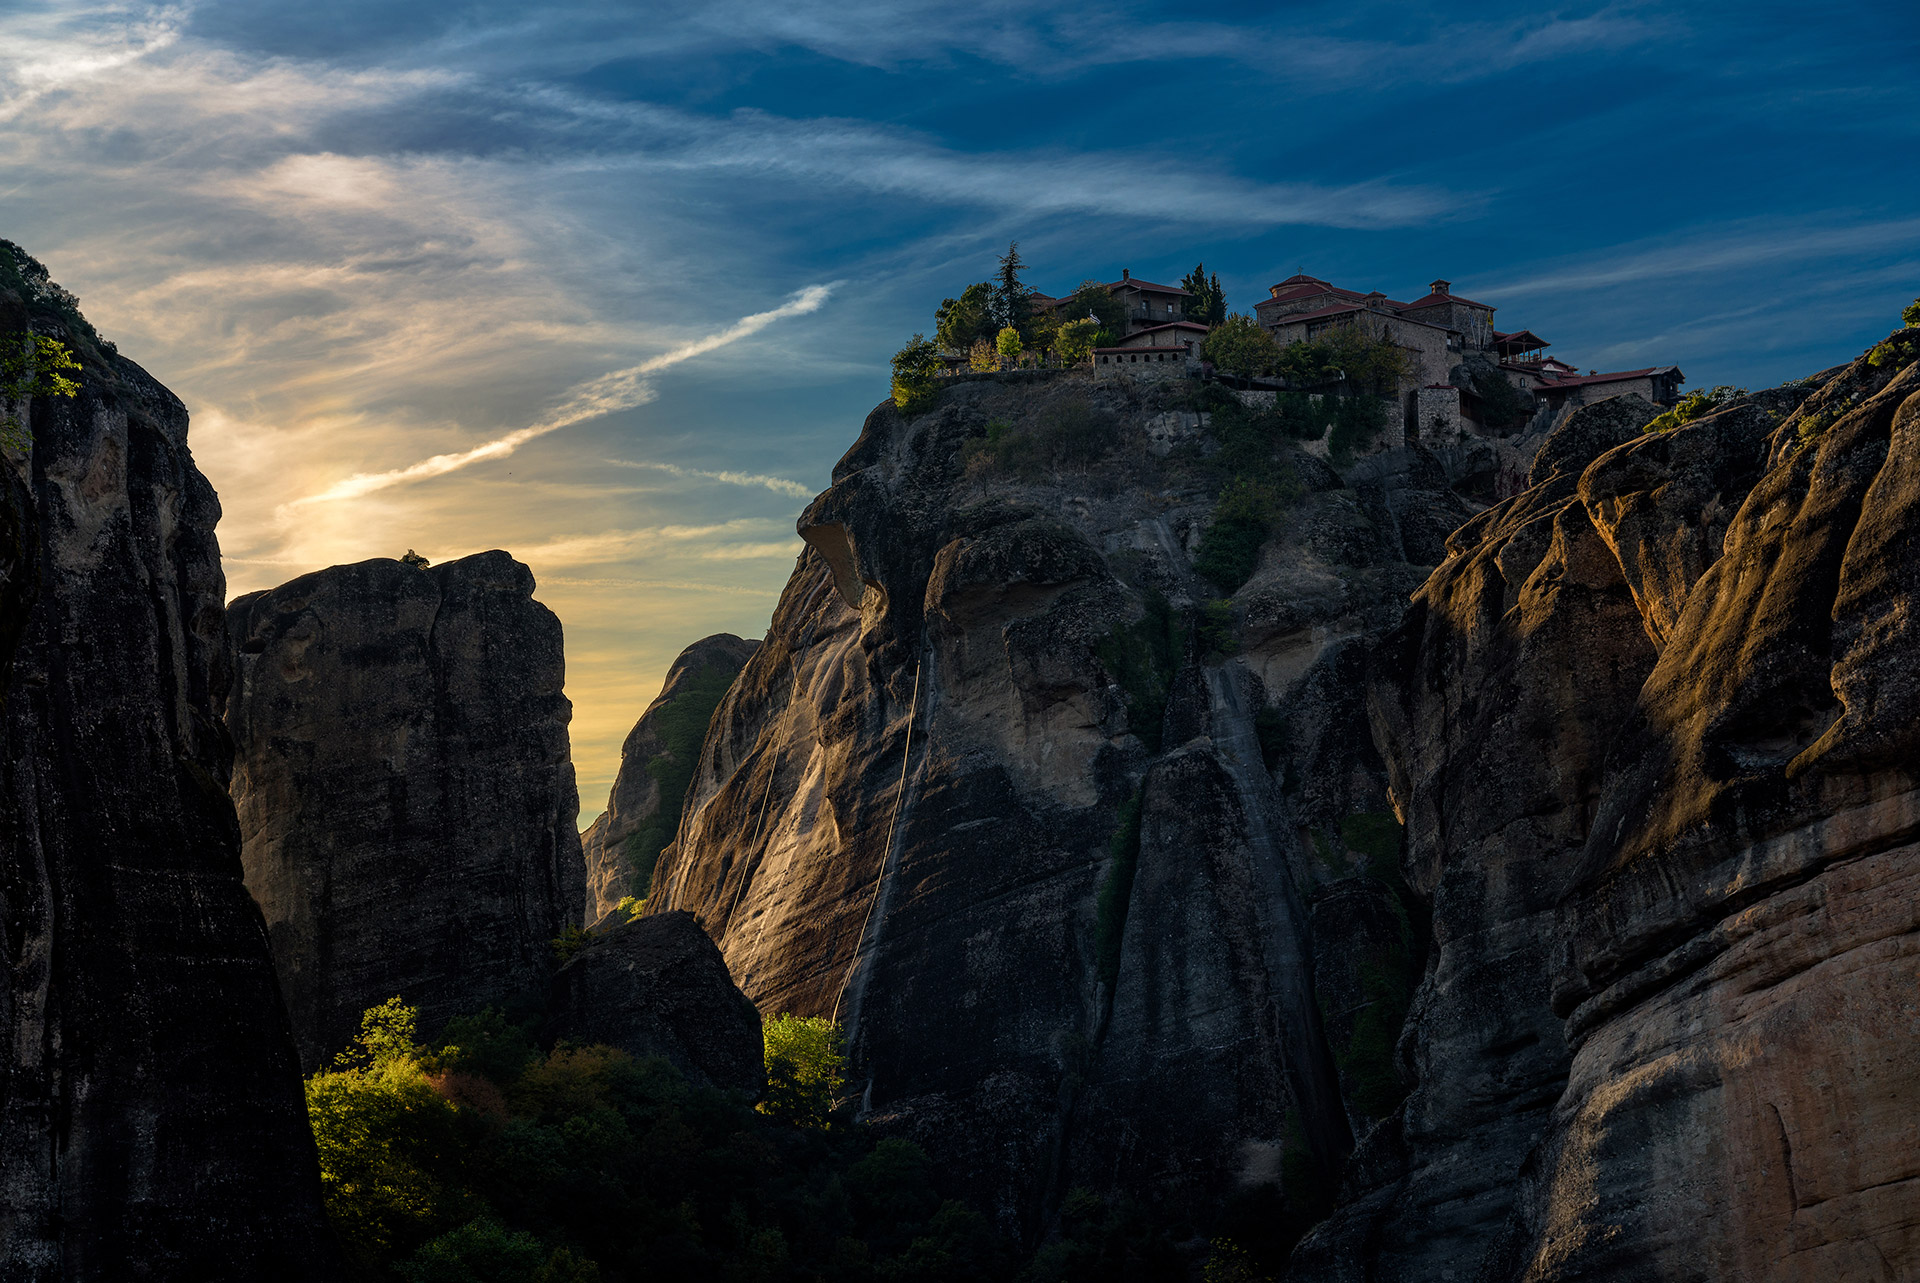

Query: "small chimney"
<box><xmin>1430</xmin><ymin>279</ymin><xmax>1451</xmax><ymax>297</ymax></box>
<box><xmin>1121</xmin><ymin>268</ymin><xmax>1130</xmax><ymax>280</ymax></box>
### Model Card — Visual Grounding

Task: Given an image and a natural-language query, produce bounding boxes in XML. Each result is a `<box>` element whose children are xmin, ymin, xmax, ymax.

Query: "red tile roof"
<box><xmin>1127</xmin><ymin>321</ymin><xmax>1210</xmax><ymax>336</ymax></box>
<box><xmin>1533</xmin><ymin>366</ymin><xmax>1681</xmax><ymax>390</ymax></box>
<box><xmin>1106</xmin><ymin>277</ymin><xmax>1192</xmax><ymax>296</ymax></box>
<box><xmin>1401</xmin><ymin>289</ymin><xmax>1493</xmax><ymax>311</ymax></box>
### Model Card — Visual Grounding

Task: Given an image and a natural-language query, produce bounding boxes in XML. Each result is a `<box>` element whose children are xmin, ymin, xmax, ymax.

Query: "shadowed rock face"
<box><xmin>544</xmin><ymin>910</ymin><xmax>765</xmax><ymax>1097</ymax></box>
<box><xmin>582</xmin><ymin>633</ymin><xmax>758</xmax><ymax>928</ymax></box>
<box><xmin>643</xmin><ymin>378</ymin><xmax>1475</xmax><ymax>1235</ymax></box>
<box><xmin>0</xmin><ymin>267</ymin><xmax>337</xmax><ymax>1278</ymax></box>
<box><xmin>1302</xmin><ymin>342</ymin><xmax>1920</xmax><ymax>1279</ymax></box>
<box><xmin>227</xmin><ymin>551</ymin><xmax>584</xmax><ymax>1071</ymax></box>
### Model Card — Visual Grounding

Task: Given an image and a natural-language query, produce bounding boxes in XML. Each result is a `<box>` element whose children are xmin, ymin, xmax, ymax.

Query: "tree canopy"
<box><xmin>935</xmin><ymin>282</ymin><xmax>998</xmax><ymax>352</ymax></box>
<box><xmin>1180</xmin><ymin>264</ymin><xmax>1227</xmax><ymax>327</ymax></box>
<box><xmin>890</xmin><ymin>333</ymin><xmax>942</xmax><ymax>416</ymax></box>
<box><xmin>1202</xmin><ymin>314</ymin><xmax>1282</xmax><ymax>379</ymax></box>
<box><xmin>1</xmin><ymin>331</ymin><xmax>82</xmax><ymax>448</ymax></box>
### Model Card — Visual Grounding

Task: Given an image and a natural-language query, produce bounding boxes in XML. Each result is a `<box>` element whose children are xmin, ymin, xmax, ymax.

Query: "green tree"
<box><xmin>1052</xmin><ymin>318</ymin><xmax>1099</xmax><ymax>366</ymax></box>
<box><xmin>994</xmin><ymin>326</ymin><xmax>1024</xmax><ymax>368</ymax></box>
<box><xmin>891</xmin><ymin>333</ymin><xmax>942</xmax><ymax>417</ymax></box>
<box><xmin>759</xmin><ymin>1014</ymin><xmax>846</xmax><ymax>1128</ymax></box>
<box><xmin>1180</xmin><ymin>264</ymin><xmax>1227</xmax><ymax>326</ymax></box>
<box><xmin>935</xmin><ymin>283</ymin><xmax>998</xmax><ymax>352</ymax></box>
<box><xmin>1</xmin><ymin>331</ymin><xmax>82</xmax><ymax>448</ymax></box>
<box><xmin>1904</xmin><ymin>296</ymin><xmax>1920</xmax><ymax>328</ymax></box>
<box><xmin>994</xmin><ymin>241</ymin><xmax>1032</xmax><ymax>337</ymax></box>
<box><xmin>1203</xmin><ymin>313</ymin><xmax>1282</xmax><ymax>379</ymax></box>
<box><xmin>1057</xmin><ymin>280</ymin><xmax>1128</xmax><ymax>348</ymax></box>
<box><xmin>968</xmin><ymin>338</ymin><xmax>997</xmax><ymax>371</ymax></box>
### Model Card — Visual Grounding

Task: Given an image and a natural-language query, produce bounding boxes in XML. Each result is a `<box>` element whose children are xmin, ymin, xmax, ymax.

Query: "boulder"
<box><xmin>544</xmin><ymin>910</ymin><xmax>764</xmax><ymax>1097</ymax></box>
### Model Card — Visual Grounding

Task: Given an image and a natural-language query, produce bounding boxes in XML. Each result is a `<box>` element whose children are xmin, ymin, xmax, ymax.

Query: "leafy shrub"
<box><xmin>0</xmin><ymin>331</ymin><xmax>82</xmax><ymax>448</ymax></box>
<box><xmin>760</xmin><ymin>1014</ymin><xmax>846</xmax><ymax>1128</ymax></box>
<box><xmin>0</xmin><ymin>241</ymin><xmax>113</xmax><ymax>352</ymax></box>
<box><xmin>400</xmin><ymin>549</ymin><xmax>431</xmax><ymax>568</ymax></box>
<box><xmin>969</xmin><ymin>338</ymin><xmax>997</xmax><ymax>371</ymax></box>
<box><xmin>1052</xmin><ymin>317</ymin><xmax>1099</xmax><ymax>366</ymax></box>
<box><xmin>1277</xmin><ymin>325</ymin><xmax>1410</xmax><ymax>396</ymax></box>
<box><xmin>995</xmin><ymin>326</ymin><xmax>1024</xmax><ymax>366</ymax></box>
<box><xmin>1194</xmin><ymin>477</ymin><xmax>1294</xmax><ymax>592</ymax></box>
<box><xmin>1196</xmin><ymin>598</ymin><xmax>1239</xmax><ymax>656</ymax></box>
<box><xmin>1470</xmin><ymin>368</ymin><xmax>1530</xmax><ymax>429</ymax></box>
<box><xmin>1644</xmin><ymin>384</ymin><xmax>1745</xmax><ymax>433</ymax></box>
<box><xmin>958</xmin><ymin>398</ymin><xmax>1116</xmax><ymax>481</ymax></box>
<box><xmin>1326</xmin><ymin>394</ymin><xmax>1388</xmax><ymax>464</ymax></box>
<box><xmin>549</xmin><ymin>924</ymin><xmax>592</xmax><ymax>964</ymax></box>
<box><xmin>309</xmin><ymin>999</ymin><xmax>1015</xmax><ymax>1282</ymax></box>
<box><xmin>1905</xmin><ymin>296</ymin><xmax>1920</xmax><ymax>328</ymax></box>
<box><xmin>891</xmin><ymin>334</ymin><xmax>942</xmax><ymax>417</ymax></box>
<box><xmin>1867</xmin><ymin>329</ymin><xmax>1919</xmax><ymax>370</ymax></box>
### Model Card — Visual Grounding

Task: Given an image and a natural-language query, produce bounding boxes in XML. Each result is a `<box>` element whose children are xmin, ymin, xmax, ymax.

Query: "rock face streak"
<box><xmin>646</xmin><ymin>380</ymin><xmax>1473</xmax><ymax>1231</ymax></box>
<box><xmin>227</xmin><ymin>552</ymin><xmax>584</xmax><ymax>1070</ymax></box>
<box><xmin>0</xmin><ymin>273</ymin><xmax>336</xmax><ymax>1277</ymax></box>
<box><xmin>1297</xmin><ymin>342</ymin><xmax>1920</xmax><ymax>1277</ymax></box>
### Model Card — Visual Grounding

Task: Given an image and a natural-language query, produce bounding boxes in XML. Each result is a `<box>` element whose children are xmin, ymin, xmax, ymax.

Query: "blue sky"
<box><xmin>2</xmin><ymin>1</ymin><xmax>1915</xmax><ymax>821</ymax></box>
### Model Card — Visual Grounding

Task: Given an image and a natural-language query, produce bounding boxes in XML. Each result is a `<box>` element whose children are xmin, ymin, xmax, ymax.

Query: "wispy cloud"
<box><xmin>603</xmin><ymin>458</ymin><xmax>815</xmax><ymax>499</ymax></box>
<box><xmin>1481</xmin><ymin>216</ymin><xmax>1920</xmax><ymax>298</ymax></box>
<box><xmin>284</xmin><ymin>284</ymin><xmax>834</xmax><ymax>507</ymax></box>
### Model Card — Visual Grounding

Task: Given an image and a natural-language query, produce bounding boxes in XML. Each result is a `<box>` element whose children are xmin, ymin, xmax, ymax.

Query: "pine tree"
<box><xmin>995</xmin><ymin>241</ymin><xmax>1031</xmax><ymax>337</ymax></box>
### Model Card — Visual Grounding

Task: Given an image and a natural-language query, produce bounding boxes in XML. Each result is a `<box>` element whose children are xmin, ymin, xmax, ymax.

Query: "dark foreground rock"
<box><xmin>544</xmin><ymin>910</ymin><xmax>765</xmax><ymax>1096</ymax></box>
<box><xmin>643</xmin><ymin>377</ymin><xmax>1473</xmax><ymax>1238</ymax></box>
<box><xmin>227</xmin><ymin>551</ymin><xmax>585</xmax><ymax>1070</ymax></box>
<box><xmin>581</xmin><ymin>633</ymin><xmax>757</xmax><ymax>927</ymax></box>
<box><xmin>0</xmin><ymin>246</ymin><xmax>338</xmax><ymax>1279</ymax></box>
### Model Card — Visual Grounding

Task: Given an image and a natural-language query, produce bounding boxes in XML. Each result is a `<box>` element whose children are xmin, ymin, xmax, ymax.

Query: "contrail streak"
<box><xmin>287</xmin><ymin>283</ymin><xmax>835</xmax><ymax>507</ymax></box>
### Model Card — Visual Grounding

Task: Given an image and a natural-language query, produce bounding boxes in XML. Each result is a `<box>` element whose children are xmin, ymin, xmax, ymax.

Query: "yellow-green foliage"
<box><xmin>891</xmin><ymin>333</ymin><xmax>942</xmax><ymax>417</ymax></box>
<box><xmin>759</xmin><ymin>1013</ymin><xmax>846</xmax><ymax>1128</ymax></box>
<box><xmin>1867</xmin><ymin>329</ymin><xmax>1919</xmax><ymax>370</ymax></box>
<box><xmin>307</xmin><ymin>999</ymin><xmax>1029</xmax><ymax>1282</ymax></box>
<box><xmin>0</xmin><ymin>331</ymin><xmax>81</xmax><ymax>447</ymax></box>
<box><xmin>1052</xmin><ymin>317</ymin><xmax>1099</xmax><ymax>366</ymax></box>
<box><xmin>1645</xmin><ymin>384</ymin><xmax>1744</xmax><ymax>433</ymax></box>
<box><xmin>305</xmin><ymin>1001</ymin><xmax>475</xmax><ymax>1271</ymax></box>
<box><xmin>995</xmin><ymin>326</ymin><xmax>1024</xmax><ymax>364</ymax></box>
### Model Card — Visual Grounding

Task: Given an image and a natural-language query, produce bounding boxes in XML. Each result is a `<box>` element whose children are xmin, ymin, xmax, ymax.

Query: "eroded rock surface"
<box><xmin>1303</xmin><ymin>344</ymin><xmax>1920</xmax><ymax>1279</ymax></box>
<box><xmin>645</xmin><ymin>377</ymin><xmax>1471</xmax><ymax>1235</ymax></box>
<box><xmin>544</xmin><ymin>910</ymin><xmax>765</xmax><ymax>1096</ymax></box>
<box><xmin>227</xmin><ymin>551</ymin><xmax>584</xmax><ymax>1070</ymax></box>
<box><xmin>0</xmin><ymin>250</ymin><xmax>337</xmax><ymax>1279</ymax></box>
<box><xmin>582</xmin><ymin>633</ymin><xmax>757</xmax><ymax>927</ymax></box>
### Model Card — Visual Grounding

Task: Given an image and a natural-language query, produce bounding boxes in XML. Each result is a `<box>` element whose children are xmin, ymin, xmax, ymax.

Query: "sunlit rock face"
<box><xmin>581</xmin><ymin>632</ymin><xmax>757</xmax><ymax>928</ymax></box>
<box><xmin>226</xmin><ymin>551</ymin><xmax>584</xmax><ymax>1071</ymax></box>
<box><xmin>0</xmin><ymin>269</ymin><xmax>337</xmax><ymax>1277</ymax></box>
<box><xmin>1303</xmin><ymin>343</ymin><xmax>1920</xmax><ymax>1280</ymax></box>
<box><xmin>646</xmin><ymin>379</ymin><xmax>1474</xmax><ymax>1234</ymax></box>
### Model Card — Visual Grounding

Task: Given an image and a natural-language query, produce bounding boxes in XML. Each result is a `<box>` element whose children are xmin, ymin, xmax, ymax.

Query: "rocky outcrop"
<box><xmin>581</xmin><ymin>633</ymin><xmax>757</xmax><ymax>927</ymax></box>
<box><xmin>227</xmin><ymin>551</ymin><xmax>584</xmax><ymax>1071</ymax></box>
<box><xmin>543</xmin><ymin>910</ymin><xmax>764</xmax><ymax>1096</ymax></box>
<box><xmin>0</xmin><ymin>248</ymin><xmax>337</xmax><ymax>1278</ymax></box>
<box><xmin>1505</xmin><ymin>345</ymin><xmax>1920</xmax><ymax>1281</ymax></box>
<box><xmin>644</xmin><ymin>377</ymin><xmax>1474</xmax><ymax>1236</ymax></box>
<box><xmin>1301</xmin><ymin>339</ymin><xmax>1920</xmax><ymax>1279</ymax></box>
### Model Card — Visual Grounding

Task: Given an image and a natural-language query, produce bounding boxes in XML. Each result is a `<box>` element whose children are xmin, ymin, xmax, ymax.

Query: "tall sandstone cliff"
<box><xmin>581</xmin><ymin>632</ymin><xmax>757</xmax><ymax>927</ymax></box>
<box><xmin>645</xmin><ymin>379</ymin><xmax>1472</xmax><ymax>1233</ymax></box>
<box><xmin>0</xmin><ymin>249</ymin><xmax>337</xmax><ymax>1279</ymax></box>
<box><xmin>1293</xmin><ymin>336</ymin><xmax>1920</xmax><ymax>1278</ymax></box>
<box><xmin>226</xmin><ymin>551</ymin><xmax>585</xmax><ymax>1070</ymax></box>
